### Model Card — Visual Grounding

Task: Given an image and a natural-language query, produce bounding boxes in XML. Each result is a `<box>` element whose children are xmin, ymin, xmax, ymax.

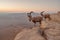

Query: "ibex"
<box><xmin>27</xmin><ymin>11</ymin><xmax>48</xmax><ymax>40</ymax></box>
<box><xmin>27</xmin><ymin>11</ymin><xmax>43</xmax><ymax>26</ymax></box>
<box><xmin>40</xmin><ymin>11</ymin><xmax>51</xmax><ymax>21</ymax></box>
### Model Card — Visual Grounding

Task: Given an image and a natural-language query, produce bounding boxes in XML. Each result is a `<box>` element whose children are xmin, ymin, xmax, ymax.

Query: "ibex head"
<box><xmin>30</xmin><ymin>11</ymin><xmax>34</xmax><ymax>13</ymax></box>
<box><xmin>40</xmin><ymin>11</ymin><xmax>45</xmax><ymax>16</ymax></box>
<box><xmin>27</xmin><ymin>11</ymin><xmax>34</xmax><ymax>21</ymax></box>
<box><xmin>27</xmin><ymin>11</ymin><xmax>34</xmax><ymax>17</ymax></box>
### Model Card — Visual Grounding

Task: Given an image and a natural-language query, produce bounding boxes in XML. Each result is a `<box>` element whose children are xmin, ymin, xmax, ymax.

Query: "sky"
<box><xmin>0</xmin><ymin>0</ymin><xmax>60</xmax><ymax>13</ymax></box>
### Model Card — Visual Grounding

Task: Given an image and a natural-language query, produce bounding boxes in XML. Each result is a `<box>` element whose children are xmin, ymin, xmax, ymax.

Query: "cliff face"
<box><xmin>45</xmin><ymin>21</ymin><xmax>60</xmax><ymax>40</ymax></box>
<box><xmin>51</xmin><ymin>13</ymin><xmax>60</xmax><ymax>23</ymax></box>
<box><xmin>14</xmin><ymin>27</ymin><xmax>45</xmax><ymax>40</ymax></box>
<box><xmin>14</xmin><ymin>13</ymin><xmax>60</xmax><ymax>40</ymax></box>
<box><xmin>14</xmin><ymin>22</ymin><xmax>60</xmax><ymax>40</ymax></box>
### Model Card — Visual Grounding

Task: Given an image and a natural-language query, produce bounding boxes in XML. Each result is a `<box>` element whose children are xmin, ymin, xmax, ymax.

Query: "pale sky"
<box><xmin>0</xmin><ymin>0</ymin><xmax>60</xmax><ymax>12</ymax></box>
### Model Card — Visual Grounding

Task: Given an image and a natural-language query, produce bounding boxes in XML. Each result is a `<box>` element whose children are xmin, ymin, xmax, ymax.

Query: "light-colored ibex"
<box><xmin>40</xmin><ymin>11</ymin><xmax>51</xmax><ymax>21</ymax></box>
<box><xmin>27</xmin><ymin>11</ymin><xmax>43</xmax><ymax>26</ymax></box>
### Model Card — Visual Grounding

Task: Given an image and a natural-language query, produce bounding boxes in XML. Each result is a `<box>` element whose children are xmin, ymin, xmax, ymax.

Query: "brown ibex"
<box><xmin>27</xmin><ymin>11</ymin><xmax>43</xmax><ymax>26</ymax></box>
<box><xmin>27</xmin><ymin>11</ymin><xmax>48</xmax><ymax>40</ymax></box>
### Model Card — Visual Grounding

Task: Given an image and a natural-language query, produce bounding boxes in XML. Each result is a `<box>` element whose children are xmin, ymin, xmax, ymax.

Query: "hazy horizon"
<box><xmin>0</xmin><ymin>0</ymin><xmax>60</xmax><ymax>13</ymax></box>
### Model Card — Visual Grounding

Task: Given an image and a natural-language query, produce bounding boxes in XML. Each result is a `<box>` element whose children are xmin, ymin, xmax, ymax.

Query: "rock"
<box><xmin>14</xmin><ymin>27</ymin><xmax>45</xmax><ymax>40</ymax></box>
<box><xmin>14</xmin><ymin>21</ymin><xmax>60</xmax><ymax>40</ymax></box>
<box><xmin>45</xmin><ymin>22</ymin><xmax>60</xmax><ymax>40</ymax></box>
